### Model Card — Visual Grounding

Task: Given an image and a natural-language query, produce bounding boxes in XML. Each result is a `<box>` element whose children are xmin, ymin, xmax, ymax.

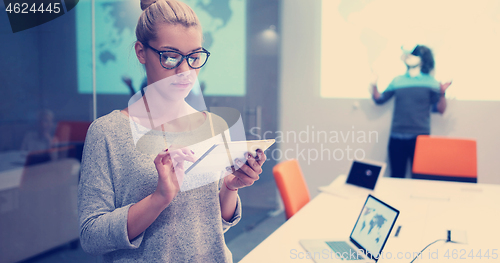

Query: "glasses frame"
<box><xmin>142</xmin><ymin>42</ymin><xmax>210</xmax><ymax>70</ymax></box>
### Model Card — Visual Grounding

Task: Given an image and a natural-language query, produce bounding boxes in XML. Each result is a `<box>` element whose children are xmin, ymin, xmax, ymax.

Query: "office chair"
<box><xmin>273</xmin><ymin>159</ymin><xmax>311</xmax><ymax>219</ymax></box>
<box><xmin>412</xmin><ymin>135</ymin><xmax>477</xmax><ymax>183</ymax></box>
<box><xmin>53</xmin><ymin>121</ymin><xmax>92</xmax><ymax>161</ymax></box>
<box><xmin>54</xmin><ymin>121</ymin><xmax>92</xmax><ymax>143</ymax></box>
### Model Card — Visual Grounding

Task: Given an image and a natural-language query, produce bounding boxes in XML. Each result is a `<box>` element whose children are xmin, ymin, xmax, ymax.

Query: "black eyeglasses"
<box><xmin>142</xmin><ymin>42</ymin><xmax>210</xmax><ymax>70</ymax></box>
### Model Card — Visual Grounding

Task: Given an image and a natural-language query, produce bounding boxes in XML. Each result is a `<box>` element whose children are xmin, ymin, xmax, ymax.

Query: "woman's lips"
<box><xmin>172</xmin><ymin>82</ymin><xmax>192</xmax><ymax>89</ymax></box>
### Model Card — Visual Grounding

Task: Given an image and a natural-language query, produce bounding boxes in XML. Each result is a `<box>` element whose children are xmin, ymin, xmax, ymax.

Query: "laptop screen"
<box><xmin>346</xmin><ymin>160</ymin><xmax>384</xmax><ymax>190</ymax></box>
<box><xmin>350</xmin><ymin>195</ymin><xmax>399</xmax><ymax>259</ymax></box>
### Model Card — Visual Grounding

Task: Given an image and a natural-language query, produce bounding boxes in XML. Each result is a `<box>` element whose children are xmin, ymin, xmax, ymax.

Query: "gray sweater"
<box><xmin>78</xmin><ymin>110</ymin><xmax>241</xmax><ymax>262</ymax></box>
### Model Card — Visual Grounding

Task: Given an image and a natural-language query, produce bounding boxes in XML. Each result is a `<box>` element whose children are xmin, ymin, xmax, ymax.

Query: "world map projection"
<box><xmin>77</xmin><ymin>0</ymin><xmax>246</xmax><ymax>96</ymax></box>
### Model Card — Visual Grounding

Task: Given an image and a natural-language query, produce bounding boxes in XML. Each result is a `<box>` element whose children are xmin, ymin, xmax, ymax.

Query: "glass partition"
<box><xmin>0</xmin><ymin>2</ymin><xmax>94</xmax><ymax>262</ymax></box>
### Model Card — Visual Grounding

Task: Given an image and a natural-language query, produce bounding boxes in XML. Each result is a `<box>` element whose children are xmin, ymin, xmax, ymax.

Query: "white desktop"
<box><xmin>241</xmin><ymin>175</ymin><xmax>500</xmax><ymax>262</ymax></box>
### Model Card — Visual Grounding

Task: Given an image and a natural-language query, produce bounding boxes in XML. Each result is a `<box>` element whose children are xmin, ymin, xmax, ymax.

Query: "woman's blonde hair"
<box><xmin>136</xmin><ymin>0</ymin><xmax>201</xmax><ymax>44</ymax></box>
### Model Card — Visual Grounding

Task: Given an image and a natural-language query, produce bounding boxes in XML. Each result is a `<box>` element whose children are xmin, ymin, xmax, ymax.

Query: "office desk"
<box><xmin>241</xmin><ymin>176</ymin><xmax>500</xmax><ymax>262</ymax></box>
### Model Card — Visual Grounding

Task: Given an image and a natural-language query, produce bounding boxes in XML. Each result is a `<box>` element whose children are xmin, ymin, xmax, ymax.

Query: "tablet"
<box><xmin>185</xmin><ymin>139</ymin><xmax>275</xmax><ymax>175</ymax></box>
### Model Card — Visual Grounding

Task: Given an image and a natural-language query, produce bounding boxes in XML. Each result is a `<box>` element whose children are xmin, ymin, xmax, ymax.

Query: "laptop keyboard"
<box><xmin>325</xmin><ymin>241</ymin><xmax>365</xmax><ymax>260</ymax></box>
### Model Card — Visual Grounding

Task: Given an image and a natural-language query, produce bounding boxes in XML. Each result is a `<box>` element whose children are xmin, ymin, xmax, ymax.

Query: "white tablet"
<box><xmin>185</xmin><ymin>139</ymin><xmax>276</xmax><ymax>175</ymax></box>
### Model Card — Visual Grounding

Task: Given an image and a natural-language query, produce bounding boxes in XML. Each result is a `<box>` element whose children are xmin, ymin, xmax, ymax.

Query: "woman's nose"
<box><xmin>176</xmin><ymin>59</ymin><xmax>191</xmax><ymax>75</ymax></box>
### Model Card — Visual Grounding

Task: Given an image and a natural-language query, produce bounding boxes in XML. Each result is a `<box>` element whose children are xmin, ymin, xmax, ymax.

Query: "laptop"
<box><xmin>345</xmin><ymin>159</ymin><xmax>386</xmax><ymax>190</ymax></box>
<box><xmin>319</xmin><ymin>159</ymin><xmax>386</xmax><ymax>198</ymax></box>
<box><xmin>300</xmin><ymin>195</ymin><xmax>399</xmax><ymax>262</ymax></box>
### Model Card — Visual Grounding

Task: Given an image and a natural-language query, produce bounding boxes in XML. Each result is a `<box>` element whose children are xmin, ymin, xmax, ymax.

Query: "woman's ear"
<box><xmin>135</xmin><ymin>41</ymin><xmax>146</xmax><ymax>65</ymax></box>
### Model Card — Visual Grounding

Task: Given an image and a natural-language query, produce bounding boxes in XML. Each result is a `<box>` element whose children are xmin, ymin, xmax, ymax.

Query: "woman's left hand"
<box><xmin>224</xmin><ymin>149</ymin><xmax>267</xmax><ymax>190</ymax></box>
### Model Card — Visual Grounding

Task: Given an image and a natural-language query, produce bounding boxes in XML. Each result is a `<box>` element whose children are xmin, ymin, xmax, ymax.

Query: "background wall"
<box><xmin>280</xmin><ymin>0</ymin><xmax>500</xmax><ymax>197</ymax></box>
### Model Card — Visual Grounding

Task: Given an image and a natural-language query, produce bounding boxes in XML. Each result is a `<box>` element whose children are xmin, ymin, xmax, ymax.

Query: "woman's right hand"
<box><xmin>152</xmin><ymin>148</ymin><xmax>197</xmax><ymax>206</ymax></box>
<box><xmin>152</xmin><ymin>150</ymin><xmax>180</xmax><ymax>206</ymax></box>
<box><xmin>127</xmin><ymin>148</ymin><xmax>195</xmax><ymax>241</ymax></box>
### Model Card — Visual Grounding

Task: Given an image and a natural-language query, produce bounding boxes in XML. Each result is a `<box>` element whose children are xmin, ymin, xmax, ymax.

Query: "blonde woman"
<box><xmin>78</xmin><ymin>1</ymin><xmax>266</xmax><ymax>262</ymax></box>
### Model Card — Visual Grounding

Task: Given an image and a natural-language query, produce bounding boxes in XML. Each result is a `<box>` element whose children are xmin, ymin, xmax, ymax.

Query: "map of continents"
<box><xmin>359</xmin><ymin>207</ymin><xmax>387</xmax><ymax>243</ymax></box>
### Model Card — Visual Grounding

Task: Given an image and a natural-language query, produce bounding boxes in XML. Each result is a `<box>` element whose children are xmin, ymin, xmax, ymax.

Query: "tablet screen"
<box><xmin>185</xmin><ymin>139</ymin><xmax>275</xmax><ymax>175</ymax></box>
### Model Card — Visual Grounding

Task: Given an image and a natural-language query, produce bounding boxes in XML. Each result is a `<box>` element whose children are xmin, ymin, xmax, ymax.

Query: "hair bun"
<box><xmin>140</xmin><ymin>0</ymin><xmax>158</xmax><ymax>11</ymax></box>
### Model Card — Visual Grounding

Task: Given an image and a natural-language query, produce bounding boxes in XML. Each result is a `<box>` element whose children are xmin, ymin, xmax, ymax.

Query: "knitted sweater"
<box><xmin>78</xmin><ymin>110</ymin><xmax>241</xmax><ymax>262</ymax></box>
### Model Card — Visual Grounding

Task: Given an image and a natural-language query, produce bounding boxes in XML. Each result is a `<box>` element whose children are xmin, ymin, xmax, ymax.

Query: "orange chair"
<box><xmin>54</xmin><ymin>121</ymin><xmax>92</xmax><ymax>143</ymax></box>
<box><xmin>412</xmin><ymin>135</ymin><xmax>477</xmax><ymax>183</ymax></box>
<box><xmin>273</xmin><ymin>159</ymin><xmax>311</xmax><ymax>219</ymax></box>
<box><xmin>53</xmin><ymin>121</ymin><xmax>92</xmax><ymax>161</ymax></box>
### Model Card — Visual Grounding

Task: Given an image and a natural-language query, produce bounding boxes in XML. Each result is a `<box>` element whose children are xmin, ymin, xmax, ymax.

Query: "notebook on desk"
<box><xmin>300</xmin><ymin>195</ymin><xmax>399</xmax><ymax>262</ymax></box>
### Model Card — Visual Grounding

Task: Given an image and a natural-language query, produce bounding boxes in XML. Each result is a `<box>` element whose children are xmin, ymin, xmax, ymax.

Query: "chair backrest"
<box><xmin>54</xmin><ymin>121</ymin><xmax>92</xmax><ymax>143</ymax></box>
<box><xmin>273</xmin><ymin>159</ymin><xmax>311</xmax><ymax>219</ymax></box>
<box><xmin>412</xmin><ymin>135</ymin><xmax>477</xmax><ymax>183</ymax></box>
